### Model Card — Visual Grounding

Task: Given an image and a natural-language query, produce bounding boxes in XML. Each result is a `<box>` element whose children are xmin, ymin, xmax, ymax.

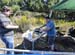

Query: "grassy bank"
<box><xmin>12</xmin><ymin>15</ymin><xmax>75</xmax><ymax>32</ymax></box>
<box><xmin>10</xmin><ymin>11</ymin><xmax>75</xmax><ymax>32</ymax></box>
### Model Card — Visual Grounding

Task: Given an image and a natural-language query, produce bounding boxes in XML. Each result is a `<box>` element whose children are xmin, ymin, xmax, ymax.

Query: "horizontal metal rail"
<box><xmin>0</xmin><ymin>48</ymin><xmax>75</xmax><ymax>55</ymax></box>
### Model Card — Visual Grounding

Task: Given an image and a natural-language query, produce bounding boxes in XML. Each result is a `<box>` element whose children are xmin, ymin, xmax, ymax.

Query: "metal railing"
<box><xmin>0</xmin><ymin>48</ymin><xmax>75</xmax><ymax>55</ymax></box>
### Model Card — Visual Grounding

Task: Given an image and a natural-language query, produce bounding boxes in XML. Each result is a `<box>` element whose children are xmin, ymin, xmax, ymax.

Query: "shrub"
<box><xmin>14</xmin><ymin>16</ymin><xmax>45</xmax><ymax>32</ymax></box>
<box><xmin>11</xmin><ymin>5</ymin><xmax>20</xmax><ymax>13</ymax></box>
<box><xmin>15</xmin><ymin>16</ymin><xmax>30</xmax><ymax>32</ymax></box>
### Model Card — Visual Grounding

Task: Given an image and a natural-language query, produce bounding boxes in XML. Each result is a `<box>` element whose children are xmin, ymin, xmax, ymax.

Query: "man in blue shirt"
<box><xmin>40</xmin><ymin>16</ymin><xmax>56</xmax><ymax>51</ymax></box>
<box><xmin>0</xmin><ymin>6</ymin><xmax>19</xmax><ymax>54</ymax></box>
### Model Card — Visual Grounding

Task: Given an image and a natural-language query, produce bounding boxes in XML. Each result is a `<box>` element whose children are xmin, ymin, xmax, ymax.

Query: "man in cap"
<box><xmin>0</xmin><ymin>6</ymin><xmax>19</xmax><ymax>54</ymax></box>
<box><xmin>40</xmin><ymin>16</ymin><xmax>56</xmax><ymax>51</ymax></box>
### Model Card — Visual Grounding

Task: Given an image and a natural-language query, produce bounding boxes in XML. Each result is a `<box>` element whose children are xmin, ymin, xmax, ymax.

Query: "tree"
<box><xmin>0</xmin><ymin>0</ymin><xmax>60</xmax><ymax>12</ymax></box>
<box><xmin>22</xmin><ymin>0</ymin><xmax>60</xmax><ymax>12</ymax></box>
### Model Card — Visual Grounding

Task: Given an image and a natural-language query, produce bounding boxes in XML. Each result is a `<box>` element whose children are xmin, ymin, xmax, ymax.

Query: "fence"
<box><xmin>0</xmin><ymin>48</ymin><xmax>75</xmax><ymax>55</ymax></box>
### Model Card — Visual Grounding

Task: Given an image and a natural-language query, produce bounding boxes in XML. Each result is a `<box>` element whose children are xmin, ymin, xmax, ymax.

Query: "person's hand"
<box><xmin>40</xmin><ymin>28</ymin><xmax>44</xmax><ymax>32</ymax></box>
<box><xmin>40</xmin><ymin>27</ymin><xmax>47</xmax><ymax>32</ymax></box>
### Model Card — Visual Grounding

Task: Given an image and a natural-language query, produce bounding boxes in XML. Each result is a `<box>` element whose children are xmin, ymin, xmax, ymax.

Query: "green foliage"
<box><xmin>0</xmin><ymin>0</ymin><xmax>60</xmax><ymax>12</ymax></box>
<box><xmin>55</xmin><ymin>19</ymin><xmax>75</xmax><ymax>31</ymax></box>
<box><xmin>14</xmin><ymin>15</ymin><xmax>45</xmax><ymax>32</ymax></box>
<box><xmin>15</xmin><ymin>16</ymin><xmax>29</xmax><ymax>32</ymax></box>
<box><xmin>11</xmin><ymin>5</ymin><xmax>20</xmax><ymax>12</ymax></box>
<box><xmin>14</xmin><ymin>14</ymin><xmax>75</xmax><ymax>32</ymax></box>
<box><xmin>24</xmin><ymin>0</ymin><xmax>60</xmax><ymax>12</ymax></box>
<box><xmin>1</xmin><ymin>0</ymin><xmax>11</xmax><ymax>5</ymax></box>
<box><xmin>55</xmin><ymin>20</ymin><xmax>75</xmax><ymax>27</ymax></box>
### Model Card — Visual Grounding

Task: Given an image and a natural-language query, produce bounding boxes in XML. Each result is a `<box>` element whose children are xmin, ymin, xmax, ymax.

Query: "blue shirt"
<box><xmin>0</xmin><ymin>13</ymin><xmax>14</xmax><ymax>36</ymax></box>
<box><xmin>46</xmin><ymin>20</ymin><xmax>56</xmax><ymax>37</ymax></box>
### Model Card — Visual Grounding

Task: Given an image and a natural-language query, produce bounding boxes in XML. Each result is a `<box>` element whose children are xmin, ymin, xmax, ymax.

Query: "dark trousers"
<box><xmin>47</xmin><ymin>36</ymin><xmax>56</xmax><ymax>50</ymax></box>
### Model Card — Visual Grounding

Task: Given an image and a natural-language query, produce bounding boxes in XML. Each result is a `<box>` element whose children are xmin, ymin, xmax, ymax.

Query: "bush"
<box><xmin>14</xmin><ymin>15</ymin><xmax>45</xmax><ymax>32</ymax></box>
<box><xmin>11</xmin><ymin>5</ymin><xmax>20</xmax><ymax>13</ymax></box>
<box><xmin>15</xmin><ymin>16</ymin><xmax>29</xmax><ymax>32</ymax></box>
<box><xmin>54</xmin><ymin>19</ymin><xmax>75</xmax><ymax>32</ymax></box>
<box><xmin>14</xmin><ymin>15</ymin><xmax>75</xmax><ymax>33</ymax></box>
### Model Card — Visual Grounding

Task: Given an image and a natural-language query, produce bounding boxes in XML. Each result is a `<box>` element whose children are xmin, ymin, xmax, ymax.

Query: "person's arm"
<box><xmin>5</xmin><ymin>25</ymin><xmax>19</xmax><ymax>29</ymax></box>
<box><xmin>39</xmin><ymin>24</ymin><xmax>46</xmax><ymax>28</ymax></box>
<box><xmin>44</xmin><ymin>27</ymin><xmax>50</xmax><ymax>31</ymax></box>
<box><xmin>0</xmin><ymin>15</ymin><xmax>19</xmax><ymax>29</ymax></box>
<box><xmin>41</xmin><ymin>21</ymin><xmax>54</xmax><ymax>32</ymax></box>
<box><xmin>40</xmin><ymin>26</ymin><xmax>50</xmax><ymax>32</ymax></box>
